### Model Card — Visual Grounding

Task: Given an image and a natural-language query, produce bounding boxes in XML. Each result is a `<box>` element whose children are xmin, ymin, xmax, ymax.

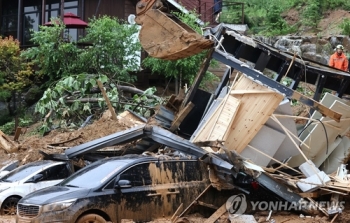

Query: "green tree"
<box><xmin>22</xmin><ymin>16</ymin><xmax>141</xmax><ymax>88</ymax></box>
<box><xmin>21</xmin><ymin>19</ymin><xmax>79</xmax><ymax>86</ymax></box>
<box><xmin>78</xmin><ymin>15</ymin><xmax>141</xmax><ymax>82</ymax></box>
<box><xmin>142</xmin><ymin>11</ymin><xmax>218</xmax><ymax>93</ymax></box>
<box><xmin>30</xmin><ymin>16</ymin><xmax>142</xmax><ymax>133</ymax></box>
<box><xmin>0</xmin><ymin>36</ymin><xmax>34</xmax><ymax>114</ymax></box>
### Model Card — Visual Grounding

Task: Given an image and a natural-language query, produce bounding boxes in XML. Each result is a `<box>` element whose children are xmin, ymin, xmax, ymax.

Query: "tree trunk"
<box><xmin>175</xmin><ymin>77</ymin><xmax>179</xmax><ymax>95</ymax></box>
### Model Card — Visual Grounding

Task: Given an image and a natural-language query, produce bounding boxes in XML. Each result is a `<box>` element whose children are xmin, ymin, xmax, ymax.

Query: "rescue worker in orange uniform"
<box><xmin>329</xmin><ymin>45</ymin><xmax>349</xmax><ymax>71</ymax></box>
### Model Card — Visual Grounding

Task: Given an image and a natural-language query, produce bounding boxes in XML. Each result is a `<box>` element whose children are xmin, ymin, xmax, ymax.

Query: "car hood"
<box><xmin>20</xmin><ymin>186</ymin><xmax>90</xmax><ymax>205</ymax></box>
<box><xmin>0</xmin><ymin>182</ymin><xmax>14</xmax><ymax>189</ymax></box>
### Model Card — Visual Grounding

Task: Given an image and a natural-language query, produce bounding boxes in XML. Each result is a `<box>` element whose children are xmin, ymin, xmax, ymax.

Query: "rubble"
<box><xmin>3</xmin><ymin>24</ymin><xmax>350</xmax><ymax>222</ymax></box>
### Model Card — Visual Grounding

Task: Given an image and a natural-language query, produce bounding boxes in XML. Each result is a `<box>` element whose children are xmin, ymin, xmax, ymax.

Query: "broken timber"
<box><xmin>203</xmin><ymin>203</ymin><xmax>227</xmax><ymax>223</ymax></box>
<box><xmin>97</xmin><ymin>80</ymin><xmax>117</xmax><ymax>121</ymax></box>
<box><xmin>181</xmin><ymin>48</ymin><xmax>214</xmax><ymax>110</ymax></box>
<box><xmin>0</xmin><ymin>130</ymin><xmax>19</xmax><ymax>153</ymax></box>
<box><xmin>213</xmin><ymin>49</ymin><xmax>342</xmax><ymax>122</ymax></box>
<box><xmin>169</xmin><ymin>102</ymin><xmax>194</xmax><ymax>132</ymax></box>
<box><xmin>192</xmin><ymin>94</ymin><xmax>241</xmax><ymax>142</ymax></box>
<box><xmin>224</xmin><ymin>75</ymin><xmax>284</xmax><ymax>153</ymax></box>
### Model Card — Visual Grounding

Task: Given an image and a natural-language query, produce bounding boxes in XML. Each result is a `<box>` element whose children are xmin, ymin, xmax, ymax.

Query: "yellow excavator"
<box><xmin>135</xmin><ymin>0</ymin><xmax>214</xmax><ymax>60</ymax></box>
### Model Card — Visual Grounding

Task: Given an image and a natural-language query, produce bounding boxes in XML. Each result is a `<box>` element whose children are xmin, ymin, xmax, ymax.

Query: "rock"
<box><xmin>300</xmin><ymin>43</ymin><xmax>317</xmax><ymax>54</ymax></box>
<box><xmin>301</xmin><ymin>36</ymin><xmax>312</xmax><ymax>43</ymax></box>
<box><xmin>342</xmin><ymin>36</ymin><xmax>350</xmax><ymax>50</ymax></box>
<box><xmin>229</xmin><ymin>214</ymin><xmax>257</xmax><ymax>223</ymax></box>
<box><xmin>317</xmin><ymin>38</ymin><xmax>329</xmax><ymax>45</ymax></box>
<box><xmin>329</xmin><ymin>36</ymin><xmax>341</xmax><ymax>48</ymax></box>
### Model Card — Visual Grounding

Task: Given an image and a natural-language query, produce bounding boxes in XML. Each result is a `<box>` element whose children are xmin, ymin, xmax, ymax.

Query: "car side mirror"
<box><xmin>115</xmin><ymin>179</ymin><xmax>132</xmax><ymax>189</ymax></box>
<box><xmin>27</xmin><ymin>173</ymin><xmax>43</xmax><ymax>183</ymax></box>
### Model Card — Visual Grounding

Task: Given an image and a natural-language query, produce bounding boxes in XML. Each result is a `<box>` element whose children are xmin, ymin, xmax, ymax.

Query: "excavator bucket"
<box><xmin>136</xmin><ymin>9</ymin><xmax>214</xmax><ymax>60</ymax></box>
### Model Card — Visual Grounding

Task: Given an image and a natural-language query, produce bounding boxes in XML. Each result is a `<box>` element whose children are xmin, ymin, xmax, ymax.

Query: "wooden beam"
<box><xmin>13</xmin><ymin>127</ymin><xmax>22</xmax><ymax>141</ymax></box>
<box><xmin>97</xmin><ymin>80</ymin><xmax>117</xmax><ymax>121</ymax></box>
<box><xmin>169</xmin><ymin>102</ymin><xmax>194</xmax><ymax>132</ymax></box>
<box><xmin>178</xmin><ymin>185</ymin><xmax>211</xmax><ymax>218</ymax></box>
<box><xmin>181</xmin><ymin>48</ymin><xmax>214</xmax><ymax>110</ymax></box>
<box><xmin>298</xmin><ymin>192</ymin><xmax>319</xmax><ymax>198</ymax></box>
<box><xmin>171</xmin><ymin>203</ymin><xmax>183</xmax><ymax>223</ymax></box>
<box><xmin>291</xmin><ymin>91</ymin><xmax>341</xmax><ymax>122</ymax></box>
<box><xmin>196</xmin><ymin>201</ymin><xmax>219</xmax><ymax>210</ymax></box>
<box><xmin>203</xmin><ymin>203</ymin><xmax>227</xmax><ymax>223</ymax></box>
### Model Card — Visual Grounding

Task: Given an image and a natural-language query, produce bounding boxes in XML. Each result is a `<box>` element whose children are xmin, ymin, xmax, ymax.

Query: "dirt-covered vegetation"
<box><xmin>221</xmin><ymin>0</ymin><xmax>350</xmax><ymax>36</ymax></box>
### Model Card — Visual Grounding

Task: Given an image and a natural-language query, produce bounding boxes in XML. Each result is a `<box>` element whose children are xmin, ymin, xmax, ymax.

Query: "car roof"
<box><xmin>96</xmin><ymin>154</ymin><xmax>198</xmax><ymax>165</ymax></box>
<box><xmin>20</xmin><ymin>160</ymin><xmax>65</xmax><ymax>168</ymax></box>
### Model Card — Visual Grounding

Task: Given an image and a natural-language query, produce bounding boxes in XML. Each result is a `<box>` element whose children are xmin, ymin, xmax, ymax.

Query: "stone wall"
<box><xmin>255</xmin><ymin>35</ymin><xmax>350</xmax><ymax>65</ymax></box>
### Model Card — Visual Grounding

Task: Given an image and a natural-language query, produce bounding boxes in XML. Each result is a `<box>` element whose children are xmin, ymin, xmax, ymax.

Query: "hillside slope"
<box><xmin>283</xmin><ymin>9</ymin><xmax>350</xmax><ymax>36</ymax></box>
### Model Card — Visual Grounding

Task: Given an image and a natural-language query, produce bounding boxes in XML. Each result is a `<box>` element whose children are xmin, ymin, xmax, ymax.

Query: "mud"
<box><xmin>0</xmin><ymin>216</ymin><xmax>15</xmax><ymax>223</ymax></box>
<box><xmin>1</xmin><ymin>111</ymin><xmax>136</xmax><ymax>165</ymax></box>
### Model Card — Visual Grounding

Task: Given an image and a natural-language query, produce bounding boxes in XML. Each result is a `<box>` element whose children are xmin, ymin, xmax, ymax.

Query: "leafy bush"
<box><xmin>0</xmin><ymin>117</ymin><xmax>33</xmax><ymax>135</ymax></box>
<box><xmin>340</xmin><ymin>18</ymin><xmax>350</xmax><ymax>35</ymax></box>
<box><xmin>302</xmin><ymin>1</ymin><xmax>322</xmax><ymax>28</ymax></box>
<box><xmin>0</xmin><ymin>36</ymin><xmax>34</xmax><ymax>101</ymax></box>
<box><xmin>35</xmin><ymin>74</ymin><xmax>116</xmax><ymax>133</ymax></box>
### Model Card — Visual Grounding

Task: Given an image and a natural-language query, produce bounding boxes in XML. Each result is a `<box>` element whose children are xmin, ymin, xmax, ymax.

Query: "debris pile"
<box><xmin>2</xmin><ymin>24</ymin><xmax>350</xmax><ymax>222</ymax></box>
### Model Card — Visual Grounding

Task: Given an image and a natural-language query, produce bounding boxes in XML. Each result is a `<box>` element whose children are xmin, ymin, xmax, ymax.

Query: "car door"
<box><xmin>115</xmin><ymin>161</ymin><xmax>162</xmax><ymax>222</ymax></box>
<box><xmin>165</xmin><ymin>160</ymin><xmax>210</xmax><ymax>210</ymax></box>
<box><xmin>29</xmin><ymin>164</ymin><xmax>71</xmax><ymax>192</ymax></box>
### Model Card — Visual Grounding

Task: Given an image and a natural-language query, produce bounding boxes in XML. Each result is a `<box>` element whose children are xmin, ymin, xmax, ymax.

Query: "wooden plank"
<box><xmin>0</xmin><ymin>130</ymin><xmax>18</xmax><ymax>153</ymax></box>
<box><xmin>181</xmin><ymin>49</ymin><xmax>214</xmax><ymax>110</ymax></box>
<box><xmin>196</xmin><ymin>201</ymin><xmax>219</xmax><ymax>210</ymax></box>
<box><xmin>307</xmin><ymin>198</ymin><xmax>329</xmax><ymax>216</ymax></box>
<box><xmin>210</xmin><ymin>97</ymin><xmax>240</xmax><ymax>141</ymax></box>
<box><xmin>298</xmin><ymin>192</ymin><xmax>319</xmax><ymax>198</ymax></box>
<box><xmin>13</xmin><ymin>127</ymin><xmax>22</xmax><ymax>141</ymax></box>
<box><xmin>97</xmin><ymin>80</ymin><xmax>117</xmax><ymax>121</ymax></box>
<box><xmin>178</xmin><ymin>185</ymin><xmax>211</xmax><ymax>218</ymax></box>
<box><xmin>192</xmin><ymin>95</ymin><xmax>241</xmax><ymax>142</ymax></box>
<box><xmin>192</xmin><ymin>100</ymin><xmax>224</xmax><ymax>142</ymax></box>
<box><xmin>169</xmin><ymin>102</ymin><xmax>194</xmax><ymax>132</ymax></box>
<box><xmin>203</xmin><ymin>203</ymin><xmax>227</xmax><ymax>223</ymax></box>
<box><xmin>292</xmin><ymin>91</ymin><xmax>341</xmax><ymax>123</ymax></box>
<box><xmin>171</xmin><ymin>203</ymin><xmax>183</xmax><ymax>223</ymax></box>
<box><xmin>224</xmin><ymin>75</ymin><xmax>284</xmax><ymax>153</ymax></box>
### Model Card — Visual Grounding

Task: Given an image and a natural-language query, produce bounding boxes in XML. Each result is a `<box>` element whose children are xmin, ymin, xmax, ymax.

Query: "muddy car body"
<box><xmin>17</xmin><ymin>155</ymin><xmax>210</xmax><ymax>223</ymax></box>
<box><xmin>0</xmin><ymin>160</ymin><xmax>72</xmax><ymax>215</ymax></box>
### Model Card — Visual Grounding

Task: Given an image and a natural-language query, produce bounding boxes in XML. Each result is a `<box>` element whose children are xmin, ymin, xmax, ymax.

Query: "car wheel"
<box><xmin>76</xmin><ymin>214</ymin><xmax>107</xmax><ymax>223</ymax></box>
<box><xmin>1</xmin><ymin>196</ymin><xmax>20</xmax><ymax>215</ymax></box>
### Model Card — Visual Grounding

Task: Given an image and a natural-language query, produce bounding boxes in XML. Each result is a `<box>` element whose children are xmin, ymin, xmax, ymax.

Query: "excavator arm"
<box><xmin>135</xmin><ymin>0</ymin><xmax>214</xmax><ymax>60</ymax></box>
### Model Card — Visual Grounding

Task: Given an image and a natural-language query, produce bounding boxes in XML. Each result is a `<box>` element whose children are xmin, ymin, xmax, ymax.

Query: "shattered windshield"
<box><xmin>59</xmin><ymin>160</ymin><xmax>127</xmax><ymax>189</ymax></box>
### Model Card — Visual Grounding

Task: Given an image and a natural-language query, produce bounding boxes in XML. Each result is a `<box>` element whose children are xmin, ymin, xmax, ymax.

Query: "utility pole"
<box><xmin>42</xmin><ymin>0</ymin><xmax>46</xmax><ymax>24</ymax></box>
<box><xmin>60</xmin><ymin>0</ymin><xmax>64</xmax><ymax>21</ymax></box>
